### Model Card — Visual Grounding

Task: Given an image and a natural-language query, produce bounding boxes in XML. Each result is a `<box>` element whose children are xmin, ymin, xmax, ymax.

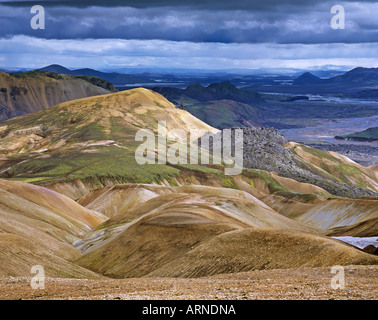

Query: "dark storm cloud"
<box><xmin>1</xmin><ymin>0</ymin><xmax>377</xmax><ymax>9</ymax></box>
<box><xmin>1</xmin><ymin>0</ymin><xmax>378</xmax><ymax>71</ymax></box>
<box><xmin>1</xmin><ymin>1</ymin><xmax>378</xmax><ymax>44</ymax></box>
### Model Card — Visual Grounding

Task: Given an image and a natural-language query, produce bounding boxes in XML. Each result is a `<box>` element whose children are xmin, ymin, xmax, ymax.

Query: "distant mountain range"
<box><xmin>153</xmin><ymin>81</ymin><xmax>265</xmax><ymax>129</ymax></box>
<box><xmin>29</xmin><ymin>65</ymin><xmax>378</xmax><ymax>95</ymax></box>
<box><xmin>294</xmin><ymin>67</ymin><xmax>378</xmax><ymax>87</ymax></box>
<box><xmin>154</xmin><ymin>81</ymin><xmax>264</xmax><ymax>104</ymax></box>
<box><xmin>38</xmin><ymin>64</ymin><xmax>151</xmax><ymax>85</ymax></box>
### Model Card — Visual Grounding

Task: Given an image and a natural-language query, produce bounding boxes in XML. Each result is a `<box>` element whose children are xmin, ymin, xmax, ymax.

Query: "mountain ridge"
<box><xmin>154</xmin><ymin>81</ymin><xmax>264</xmax><ymax>104</ymax></box>
<box><xmin>0</xmin><ymin>70</ymin><xmax>117</xmax><ymax>122</ymax></box>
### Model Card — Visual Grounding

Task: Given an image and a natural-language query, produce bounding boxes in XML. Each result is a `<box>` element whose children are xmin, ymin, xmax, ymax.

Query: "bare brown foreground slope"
<box><xmin>1</xmin><ymin>266</ymin><xmax>377</xmax><ymax>300</ymax></box>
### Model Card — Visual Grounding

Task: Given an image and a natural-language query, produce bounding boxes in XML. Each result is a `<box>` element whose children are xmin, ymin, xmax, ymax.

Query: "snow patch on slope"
<box><xmin>332</xmin><ymin>236</ymin><xmax>378</xmax><ymax>249</ymax></box>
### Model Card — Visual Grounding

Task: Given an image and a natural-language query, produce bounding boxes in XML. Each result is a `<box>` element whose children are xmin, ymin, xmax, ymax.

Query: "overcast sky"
<box><xmin>1</xmin><ymin>0</ymin><xmax>378</xmax><ymax>72</ymax></box>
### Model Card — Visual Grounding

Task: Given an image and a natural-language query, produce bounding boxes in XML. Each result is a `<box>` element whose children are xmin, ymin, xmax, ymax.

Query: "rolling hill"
<box><xmin>327</xmin><ymin>217</ymin><xmax>378</xmax><ymax>237</ymax></box>
<box><xmin>0</xmin><ymin>87</ymin><xmax>219</xmax><ymax>189</ymax></box>
<box><xmin>293</xmin><ymin>198</ymin><xmax>378</xmax><ymax>231</ymax></box>
<box><xmin>75</xmin><ymin>184</ymin><xmax>377</xmax><ymax>278</ymax></box>
<box><xmin>0</xmin><ymin>179</ymin><xmax>106</xmax><ymax>277</ymax></box>
<box><xmin>1</xmin><ymin>178</ymin><xmax>377</xmax><ymax>279</ymax></box>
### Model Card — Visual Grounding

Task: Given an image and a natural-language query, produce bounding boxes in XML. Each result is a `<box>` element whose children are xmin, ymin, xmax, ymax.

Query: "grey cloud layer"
<box><xmin>2</xmin><ymin>36</ymin><xmax>377</xmax><ymax>70</ymax></box>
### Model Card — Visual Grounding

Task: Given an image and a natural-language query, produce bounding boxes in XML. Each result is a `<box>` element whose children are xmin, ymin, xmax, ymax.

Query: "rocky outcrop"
<box><xmin>202</xmin><ymin>127</ymin><xmax>378</xmax><ymax>198</ymax></box>
<box><xmin>244</xmin><ymin>128</ymin><xmax>378</xmax><ymax>198</ymax></box>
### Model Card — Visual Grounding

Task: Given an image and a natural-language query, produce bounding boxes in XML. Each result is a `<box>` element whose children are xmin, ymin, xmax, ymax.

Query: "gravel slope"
<box><xmin>1</xmin><ymin>265</ymin><xmax>376</xmax><ymax>300</ymax></box>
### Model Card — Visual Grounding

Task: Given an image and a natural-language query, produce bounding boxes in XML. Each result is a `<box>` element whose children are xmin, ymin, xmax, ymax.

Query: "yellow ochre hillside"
<box><xmin>0</xmin><ymin>70</ymin><xmax>117</xmax><ymax>120</ymax></box>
